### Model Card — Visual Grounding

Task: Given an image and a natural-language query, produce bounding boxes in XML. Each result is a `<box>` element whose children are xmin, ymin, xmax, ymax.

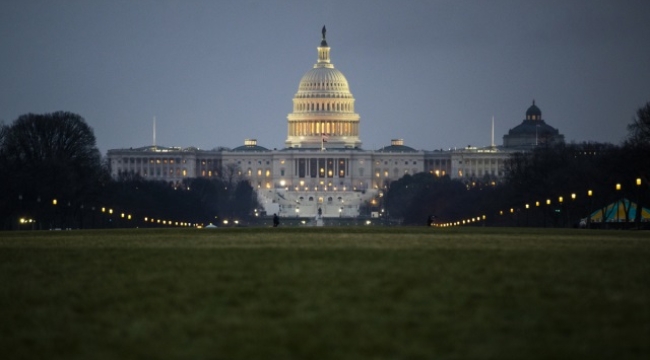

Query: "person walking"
<box><xmin>273</xmin><ymin>213</ymin><xmax>280</xmax><ymax>227</ymax></box>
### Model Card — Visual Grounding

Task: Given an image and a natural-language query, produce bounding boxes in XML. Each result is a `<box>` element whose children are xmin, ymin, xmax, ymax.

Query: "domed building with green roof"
<box><xmin>503</xmin><ymin>101</ymin><xmax>565</xmax><ymax>149</ymax></box>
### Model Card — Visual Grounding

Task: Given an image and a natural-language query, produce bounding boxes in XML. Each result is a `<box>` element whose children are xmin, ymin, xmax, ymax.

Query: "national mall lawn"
<box><xmin>0</xmin><ymin>227</ymin><xmax>648</xmax><ymax>360</ymax></box>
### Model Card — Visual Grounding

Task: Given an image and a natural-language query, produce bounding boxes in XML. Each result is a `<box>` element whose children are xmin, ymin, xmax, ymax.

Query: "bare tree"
<box><xmin>220</xmin><ymin>162</ymin><xmax>243</xmax><ymax>190</ymax></box>
<box><xmin>1</xmin><ymin>112</ymin><xmax>106</xmax><ymax>228</ymax></box>
<box><xmin>627</xmin><ymin>101</ymin><xmax>650</xmax><ymax>146</ymax></box>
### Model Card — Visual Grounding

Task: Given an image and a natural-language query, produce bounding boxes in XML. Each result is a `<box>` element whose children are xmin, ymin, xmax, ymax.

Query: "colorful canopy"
<box><xmin>589</xmin><ymin>198</ymin><xmax>650</xmax><ymax>222</ymax></box>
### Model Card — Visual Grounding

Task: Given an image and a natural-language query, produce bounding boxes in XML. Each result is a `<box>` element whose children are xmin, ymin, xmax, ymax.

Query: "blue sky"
<box><xmin>2</xmin><ymin>0</ymin><xmax>649</xmax><ymax>154</ymax></box>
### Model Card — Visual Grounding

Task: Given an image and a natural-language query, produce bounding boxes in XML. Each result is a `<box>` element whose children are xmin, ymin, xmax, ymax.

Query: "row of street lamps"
<box><xmin>445</xmin><ymin>178</ymin><xmax>645</xmax><ymax>228</ymax></box>
<box><xmin>17</xmin><ymin>196</ymin><xmax>200</xmax><ymax>230</ymax></box>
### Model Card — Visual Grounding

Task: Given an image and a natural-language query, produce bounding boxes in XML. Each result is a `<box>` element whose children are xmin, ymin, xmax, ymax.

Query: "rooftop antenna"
<box><xmin>153</xmin><ymin>116</ymin><xmax>156</xmax><ymax>149</ymax></box>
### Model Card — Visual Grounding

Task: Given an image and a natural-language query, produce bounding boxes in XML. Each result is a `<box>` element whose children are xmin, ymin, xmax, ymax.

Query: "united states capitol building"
<box><xmin>107</xmin><ymin>27</ymin><xmax>563</xmax><ymax>218</ymax></box>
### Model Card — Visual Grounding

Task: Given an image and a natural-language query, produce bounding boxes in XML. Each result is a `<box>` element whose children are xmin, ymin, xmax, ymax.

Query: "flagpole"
<box><xmin>491</xmin><ymin>116</ymin><xmax>495</xmax><ymax>148</ymax></box>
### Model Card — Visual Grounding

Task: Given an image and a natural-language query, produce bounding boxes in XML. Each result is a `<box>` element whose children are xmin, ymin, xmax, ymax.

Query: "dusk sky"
<box><xmin>2</xmin><ymin>0</ymin><xmax>649</xmax><ymax>154</ymax></box>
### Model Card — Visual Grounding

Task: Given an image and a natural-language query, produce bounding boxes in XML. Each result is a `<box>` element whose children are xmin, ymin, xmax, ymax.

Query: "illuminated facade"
<box><xmin>107</xmin><ymin>27</ymin><xmax>515</xmax><ymax>218</ymax></box>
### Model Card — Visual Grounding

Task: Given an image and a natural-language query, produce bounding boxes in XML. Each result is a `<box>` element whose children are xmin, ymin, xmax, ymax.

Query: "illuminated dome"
<box><xmin>297</xmin><ymin>68</ymin><xmax>350</xmax><ymax>92</ymax></box>
<box><xmin>286</xmin><ymin>26</ymin><xmax>361</xmax><ymax>149</ymax></box>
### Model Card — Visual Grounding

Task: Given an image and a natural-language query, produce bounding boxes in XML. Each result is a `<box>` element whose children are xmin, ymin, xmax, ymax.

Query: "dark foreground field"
<box><xmin>0</xmin><ymin>227</ymin><xmax>648</xmax><ymax>359</ymax></box>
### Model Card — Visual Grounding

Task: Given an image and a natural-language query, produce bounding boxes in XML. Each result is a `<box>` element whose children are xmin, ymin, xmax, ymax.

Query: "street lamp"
<box><xmin>36</xmin><ymin>196</ymin><xmax>41</xmax><ymax>230</ymax></box>
<box><xmin>635</xmin><ymin>178</ymin><xmax>642</xmax><ymax>228</ymax></box>
<box><xmin>616</xmin><ymin>183</ymin><xmax>621</xmax><ymax>191</ymax></box>
<box><xmin>587</xmin><ymin>190</ymin><xmax>593</xmax><ymax>228</ymax></box>
<box><xmin>17</xmin><ymin>194</ymin><xmax>23</xmax><ymax>231</ymax></box>
<box><xmin>569</xmin><ymin>193</ymin><xmax>576</xmax><ymax>227</ymax></box>
<box><xmin>558</xmin><ymin>196</ymin><xmax>564</xmax><ymax>227</ymax></box>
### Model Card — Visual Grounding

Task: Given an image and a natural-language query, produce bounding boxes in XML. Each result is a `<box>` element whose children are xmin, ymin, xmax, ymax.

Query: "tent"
<box><xmin>589</xmin><ymin>198</ymin><xmax>650</xmax><ymax>223</ymax></box>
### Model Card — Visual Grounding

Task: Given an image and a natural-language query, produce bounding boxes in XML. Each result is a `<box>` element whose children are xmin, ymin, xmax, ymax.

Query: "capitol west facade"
<box><xmin>108</xmin><ymin>28</ymin><xmax>558</xmax><ymax>218</ymax></box>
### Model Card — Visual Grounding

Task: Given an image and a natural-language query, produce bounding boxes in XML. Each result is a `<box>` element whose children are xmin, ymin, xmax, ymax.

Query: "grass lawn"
<box><xmin>0</xmin><ymin>227</ymin><xmax>648</xmax><ymax>359</ymax></box>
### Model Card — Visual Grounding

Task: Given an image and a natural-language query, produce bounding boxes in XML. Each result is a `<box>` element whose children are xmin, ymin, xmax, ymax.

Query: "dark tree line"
<box><xmin>1</xmin><ymin>112</ymin><xmax>258</xmax><ymax>230</ymax></box>
<box><xmin>383</xmin><ymin>102</ymin><xmax>650</xmax><ymax>227</ymax></box>
<box><xmin>104</xmin><ymin>174</ymin><xmax>259</xmax><ymax>227</ymax></box>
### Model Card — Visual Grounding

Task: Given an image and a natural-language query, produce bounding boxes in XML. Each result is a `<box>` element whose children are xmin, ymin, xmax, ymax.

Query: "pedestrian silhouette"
<box><xmin>273</xmin><ymin>213</ymin><xmax>280</xmax><ymax>227</ymax></box>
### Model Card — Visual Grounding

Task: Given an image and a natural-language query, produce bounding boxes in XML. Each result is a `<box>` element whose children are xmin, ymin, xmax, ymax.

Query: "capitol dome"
<box><xmin>286</xmin><ymin>26</ymin><xmax>361</xmax><ymax>149</ymax></box>
<box><xmin>297</xmin><ymin>67</ymin><xmax>351</xmax><ymax>93</ymax></box>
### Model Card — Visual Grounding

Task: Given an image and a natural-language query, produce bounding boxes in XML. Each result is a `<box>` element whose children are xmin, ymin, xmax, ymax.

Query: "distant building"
<box><xmin>503</xmin><ymin>101</ymin><xmax>565</xmax><ymax>149</ymax></box>
<box><xmin>108</xmin><ymin>27</ymin><xmax>518</xmax><ymax>218</ymax></box>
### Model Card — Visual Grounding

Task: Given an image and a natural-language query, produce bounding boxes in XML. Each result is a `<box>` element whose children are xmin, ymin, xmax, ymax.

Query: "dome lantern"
<box><xmin>526</xmin><ymin>100</ymin><xmax>542</xmax><ymax>120</ymax></box>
